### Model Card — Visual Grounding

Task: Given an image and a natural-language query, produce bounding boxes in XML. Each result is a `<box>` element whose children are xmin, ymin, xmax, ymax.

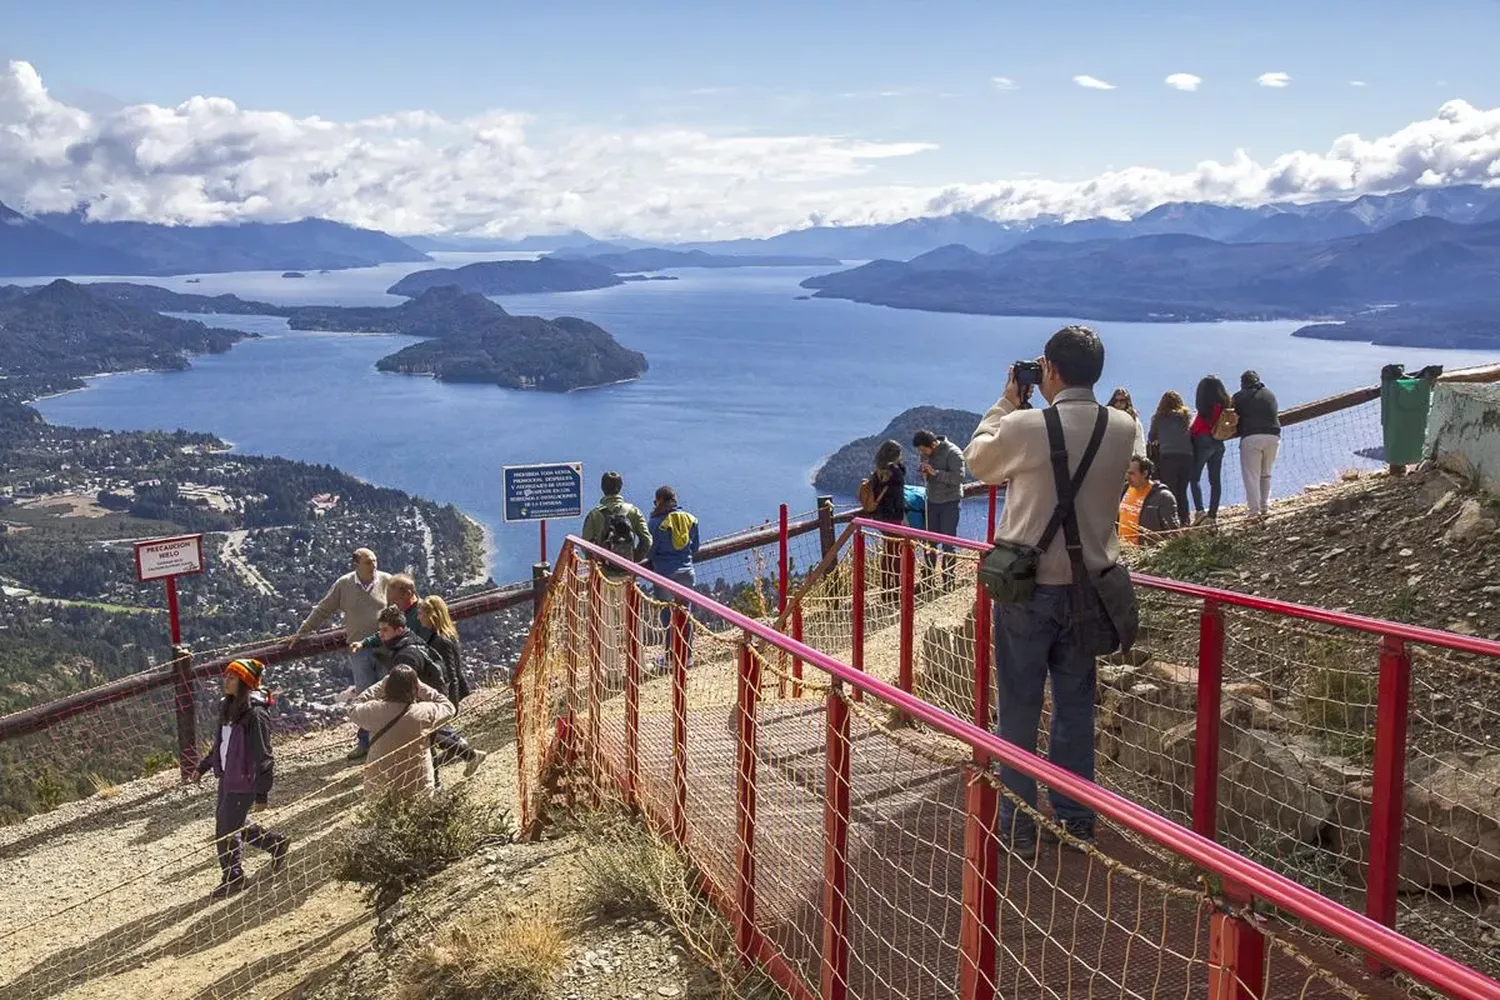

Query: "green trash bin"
<box><xmin>1380</xmin><ymin>364</ymin><xmax>1441</xmax><ymax>467</ymax></box>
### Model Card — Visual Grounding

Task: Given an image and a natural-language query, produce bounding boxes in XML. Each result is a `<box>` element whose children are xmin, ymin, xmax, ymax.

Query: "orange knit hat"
<box><xmin>226</xmin><ymin>658</ymin><xmax>264</xmax><ymax>691</ymax></box>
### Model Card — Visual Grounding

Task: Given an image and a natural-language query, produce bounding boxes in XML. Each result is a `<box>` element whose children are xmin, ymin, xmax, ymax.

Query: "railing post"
<box><xmin>1367</xmin><ymin>634</ymin><xmax>1412</xmax><ymax>968</ymax></box>
<box><xmin>897</xmin><ymin>540</ymin><xmax>916</xmax><ymax>717</ymax></box>
<box><xmin>671</xmin><ymin>605</ymin><xmax>689</xmax><ymax>847</ymax></box>
<box><xmin>779</xmin><ymin>504</ymin><xmax>791</xmax><ymax>699</ymax></box>
<box><xmin>1208</xmin><ymin>910</ymin><xmax>1266</xmax><ymax>1000</ymax></box>
<box><xmin>851</xmin><ymin>529</ymin><xmax>866</xmax><ymax>702</ymax></box>
<box><xmin>821</xmin><ymin>684</ymin><xmax>851</xmax><ymax>1000</ymax></box>
<box><xmin>564</xmin><ymin>568</ymin><xmax>581</xmax><ymax>796</ymax></box>
<box><xmin>986</xmin><ymin>486</ymin><xmax>998</xmax><ymax>541</ymax></box>
<box><xmin>1194</xmin><ymin>599</ymin><xmax>1225</xmax><ymax>840</ymax></box>
<box><xmin>171</xmin><ymin>645</ymin><xmax>197</xmax><ymax>782</ymax></box>
<box><xmin>624</xmin><ymin>583</ymin><xmax>642</xmax><ymax>811</ymax></box>
<box><xmin>973</xmin><ymin>580</ymin><xmax>992</xmax><ymax>731</ymax></box>
<box><xmin>791</xmin><ymin>602</ymin><xmax>805</xmax><ymax>700</ymax></box>
<box><xmin>531</xmin><ymin>561</ymin><xmax>549</xmax><ymax>625</ymax></box>
<box><xmin>959</xmin><ymin>762</ymin><xmax>999</xmax><ymax>1000</ymax></box>
<box><xmin>586</xmin><ymin>571</ymin><xmax>603</xmax><ymax>806</ymax></box>
<box><xmin>816</xmin><ymin>494</ymin><xmax>836</xmax><ymax>557</ymax></box>
<box><xmin>735</xmin><ymin>638</ymin><xmax>760</xmax><ymax>966</ymax></box>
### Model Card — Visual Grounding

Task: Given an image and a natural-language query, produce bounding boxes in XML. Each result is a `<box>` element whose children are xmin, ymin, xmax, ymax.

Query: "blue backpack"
<box><xmin>903</xmin><ymin>485</ymin><xmax>927</xmax><ymax>530</ymax></box>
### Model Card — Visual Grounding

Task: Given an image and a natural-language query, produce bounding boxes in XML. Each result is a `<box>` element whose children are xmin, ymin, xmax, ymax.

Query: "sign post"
<box><xmin>503</xmin><ymin>463</ymin><xmax>584</xmax><ymax>564</ymax></box>
<box><xmin>134</xmin><ymin>534</ymin><xmax>205</xmax><ymax>645</ymax></box>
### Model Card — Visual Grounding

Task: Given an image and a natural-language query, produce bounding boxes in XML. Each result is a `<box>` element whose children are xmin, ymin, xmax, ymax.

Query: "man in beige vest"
<box><xmin>965</xmin><ymin>326</ymin><xmax>1134</xmax><ymax>854</ymax></box>
<box><xmin>288</xmin><ymin>547</ymin><xmax>391</xmax><ymax>760</ymax></box>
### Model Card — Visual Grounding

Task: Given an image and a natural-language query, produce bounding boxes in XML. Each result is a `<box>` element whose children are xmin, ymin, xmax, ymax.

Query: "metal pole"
<box><xmin>821</xmin><ymin>685</ymin><xmax>851</xmax><ymax>1000</ymax></box>
<box><xmin>165</xmin><ymin>576</ymin><xmax>182</xmax><ymax>647</ymax></box>
<box><xmin>540</xmin><ymin>519</ymin><xmax>548</xmax><ymax>564</ymax></box>
<box><xmin>735</xmin><ymin>639</ymin><xmax>760</xmax><ymax>966</ymax></box>
<box><xmin>1367</xmin><ymin>634</ymin><xmax>1412</xmax><ymax>970</ymax></box>
<box><xmin>1194</xmin><ymin>600</ymin><xmax>1226</xmax><ymax>841</ymax></box>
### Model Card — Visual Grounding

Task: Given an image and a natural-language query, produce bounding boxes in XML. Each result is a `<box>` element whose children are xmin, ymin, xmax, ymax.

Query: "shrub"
<box><xmin>1301</xmin><ymin>646</ymin><xmax>1377</xmax><ymax>760</ymax></box>
<box><xmin>397</xmin><ymin>914</ymin><xmax>568</xmax><ymax>1000</ymax></box>
<box><xmin>335</xmin><ymin>783</ymin><xmax>514</xmax><ymax>910</ymax></box>
<box><xmin>1136</xmin><ymin>528</ymin><xmax>1245</xmax><ymax>580</ymax></box>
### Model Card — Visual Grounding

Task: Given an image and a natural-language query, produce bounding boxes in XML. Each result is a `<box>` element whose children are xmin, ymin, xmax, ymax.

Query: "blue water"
<box><xmin>34</xmin><ymin>255</ymin><xmax>1500</xmax><ymax>582</ymax></box>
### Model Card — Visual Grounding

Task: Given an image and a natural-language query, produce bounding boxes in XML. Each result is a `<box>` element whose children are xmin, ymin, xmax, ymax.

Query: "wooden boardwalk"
<box><xmin>590</xmin><ymin>692</ymin><xmax>1404</xmax><ymax>1000</ymax></box>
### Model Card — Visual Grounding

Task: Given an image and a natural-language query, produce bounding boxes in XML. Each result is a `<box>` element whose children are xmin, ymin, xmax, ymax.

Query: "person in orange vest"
<box><xmin>1118</xmin><ymin>455</ymin><xmax>1180</xmax><ymax>546</ymax></box>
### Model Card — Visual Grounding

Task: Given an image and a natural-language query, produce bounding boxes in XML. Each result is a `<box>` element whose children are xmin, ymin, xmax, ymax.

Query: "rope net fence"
<box><xmin>515</xmin><ymin>543</ymin><xmax>1448</xmax><ymax>1000</ymax></box>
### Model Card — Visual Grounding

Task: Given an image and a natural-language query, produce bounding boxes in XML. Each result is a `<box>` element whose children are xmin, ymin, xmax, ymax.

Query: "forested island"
<box><xmin>1293</xmin><ymin>304</ymin><xmax>1500</xmax><ymax>349</ymax></box>
<box><xmin>814</xmin><ymin>405</ymin><xmax>982</xmax><ymax>495</ymax></box>
<box><xmin>388</xmin><ymin>257</ymin><xmax>624</xmax><ymax>296</ymax></box>
<box><xmin>550</xmin><ymin>247</ymin><xmax>841</xmax><ymax>270</ymax></box>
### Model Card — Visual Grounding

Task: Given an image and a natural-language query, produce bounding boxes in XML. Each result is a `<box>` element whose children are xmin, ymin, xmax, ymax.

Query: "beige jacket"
<box><xmin>296</xmin><ymin>570</ymin><xmax>392</xmax><ymax>641</ymax></box>
<box><xmin>964</xmin><ymin>387</ymin><xmax>1135</xmax><ymax>585</ymax></box>
<box><xmin>348</xmin><ymin>678</ymin><xmax>455</xmax><ymax>800</ymax></box>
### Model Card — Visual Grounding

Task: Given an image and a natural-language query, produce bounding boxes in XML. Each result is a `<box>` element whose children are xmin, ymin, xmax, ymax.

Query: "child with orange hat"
<box><xmin>193</xmin><ymin>658</ymin><xmax>289</xmax><ymax>899</ymax></box>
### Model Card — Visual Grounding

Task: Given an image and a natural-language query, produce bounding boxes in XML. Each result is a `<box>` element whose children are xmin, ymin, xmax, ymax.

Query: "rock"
<box><xmin>1445</xmin><ymin>499</ymin><xmax>1497</xmax><ymax>545</ymax></box>
<box><xmin>918</xmin><ymin>609</ymin><xmax>977</xmax><ymax>722</ymax></box>
<box><xmin>1430</xmin><ymin>490</ymin><xmax>1458</xmax><ymax>516</ymax></box>
<box><xmin>658</xmin><ymin>986</ymin><xmax>682</xmax><ymax>997</ymax></box>
<box><xmin>1220</xmin><ymin>730</ymin><xmax>1334</xmax><ymax>844</ymax></box>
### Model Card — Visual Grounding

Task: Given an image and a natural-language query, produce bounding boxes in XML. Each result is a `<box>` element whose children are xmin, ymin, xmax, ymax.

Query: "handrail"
<box><xmin>563</xmin><ymin>532</ymin><xmax>1500</xmax><ymax>1000</ymax></box>
<box><xmin>848</xmin><ymin>518</ymin><xmax>1500</xmax><ymax>657</ymax></box>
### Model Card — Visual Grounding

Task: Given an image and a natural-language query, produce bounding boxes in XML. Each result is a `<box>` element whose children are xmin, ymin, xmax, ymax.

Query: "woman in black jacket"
<box><xmin>1232</xmin><ymin>370</ymin><xmax>1281</xmax><ymax>521</ymax></box>
<box><xmin>418</xmin><ymin>596</ymin><xmax>485</xmax><ymax>777</ymax></box>
<box><xmin>869</xmin><ymin>439</ymin><xmax>907</xmax><ymax>600</ymax></box>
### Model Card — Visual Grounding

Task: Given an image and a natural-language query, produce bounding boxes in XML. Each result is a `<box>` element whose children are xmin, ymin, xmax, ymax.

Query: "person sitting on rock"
<box><xmin>1118</xmin><ymin>455</ymin><xmax>1180</xmax><ymax>546</ymax></box>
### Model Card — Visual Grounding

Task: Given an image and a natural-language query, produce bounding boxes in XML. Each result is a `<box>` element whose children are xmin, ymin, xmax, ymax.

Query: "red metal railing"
<box><xmin>515</xmin><ymin>533</ymin><xmax>1500</xmax><ymax>1000</ymax></box>
<box><xmin>839</xmin><ymin>517</ymin><xmax>1500</xmax><ymax>970</ymax></box>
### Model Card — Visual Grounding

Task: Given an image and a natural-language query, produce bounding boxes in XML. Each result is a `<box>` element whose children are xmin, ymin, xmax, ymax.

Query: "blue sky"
<box><xmin>2</xmin><ymin>0</ymin><xmax>1499</xmax><ymax>237</ymax></box>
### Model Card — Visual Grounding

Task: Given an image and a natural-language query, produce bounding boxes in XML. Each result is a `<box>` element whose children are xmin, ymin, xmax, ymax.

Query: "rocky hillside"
<box><xmin>813</xmin><ymin>405</ymin><xmax>981</xmax><ymax>495</ymax></box>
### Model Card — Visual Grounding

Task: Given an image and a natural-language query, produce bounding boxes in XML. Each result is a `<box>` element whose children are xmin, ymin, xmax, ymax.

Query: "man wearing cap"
<box><xmin>288</xmin><ymin>547</ymin><xmax>391</xmax><ymax>760</ymax></box>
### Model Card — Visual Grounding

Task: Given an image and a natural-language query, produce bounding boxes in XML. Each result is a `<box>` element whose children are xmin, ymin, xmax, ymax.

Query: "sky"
<box><xmin>2</xmin><ymin>0</ymin><xmax>1499</xmax><ymax>240</ymax></box>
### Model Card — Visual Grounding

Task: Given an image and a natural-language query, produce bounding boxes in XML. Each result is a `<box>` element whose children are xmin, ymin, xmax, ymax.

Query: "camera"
<box><xmin>1012</xmin><ymin>360</ymin><xmax>1043</xmax><ymax>388</ymax></box>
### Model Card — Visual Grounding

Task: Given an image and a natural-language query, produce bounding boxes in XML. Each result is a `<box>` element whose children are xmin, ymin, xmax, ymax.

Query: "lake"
<box><xmin>34</xmin><ymin>254</ymin><xmax>1500</xmax><ymax>582</ymax></box>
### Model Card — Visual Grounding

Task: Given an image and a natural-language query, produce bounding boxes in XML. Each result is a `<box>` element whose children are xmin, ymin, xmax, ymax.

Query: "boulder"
<box><xmin>1220</xmin><ymin>730</ymin><xmax>1334</xmax><ymax>845</ymax></box>
<box><xmin>1445</xmin><ymin>499</ymin><xmax>1497</xmax><ymax>545</ymax></box>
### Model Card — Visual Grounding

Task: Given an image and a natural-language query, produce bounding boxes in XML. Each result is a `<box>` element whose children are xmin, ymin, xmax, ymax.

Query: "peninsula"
<box><xmin>814</xmin><ymin>405</ymin><xmax>982</xmax><ymax>495</ymax></box>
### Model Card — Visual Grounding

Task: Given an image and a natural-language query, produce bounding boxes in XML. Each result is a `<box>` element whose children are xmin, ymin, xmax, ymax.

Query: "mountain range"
<box><xmin>0</xmin><ymin>202</ymin><xmax>429</xmax><ymax>277</ymax></box>
<box><xmin>799</xmin><ymin>215</ymin><xmax>1500</xmax><ymax>341</ymax></box>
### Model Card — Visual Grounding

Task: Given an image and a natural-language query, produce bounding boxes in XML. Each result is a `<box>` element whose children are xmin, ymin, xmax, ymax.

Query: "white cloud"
<box><xmin>1073</xmin><ymin>75</ymin><xmax>1117</xmax><ymax>90</ymax></box>
<box><xmin>1165</xmin><ymin>73</ymin><xmax>1202</xmax><ymax>92</ymax></box>
<box><xmin>1257</xmin><ymin>72</ymin><xmax>1292</xmax><ymax>88</ymax></box>
<box><xmin>5</xmin><ymin>61</ymin><xmax>1500</xmax><ymax>241</ymax></box>
<box><xmin>991</xmin><ymin>77</ymin><xmax>1018</xmax><ymax>91</ymax></box>
<box><xmin>1349</xmin><ymin>80</ymin><xmax>1368</xmax><ymax>88</ymax></box>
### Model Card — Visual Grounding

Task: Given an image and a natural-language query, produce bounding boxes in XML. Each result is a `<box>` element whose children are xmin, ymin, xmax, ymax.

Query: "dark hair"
<box><xmin>220</xmin><ymin>686</ymin><xmax>252</xmax><ymax>725</ymax></box>
<box><xmin>912</xmin><ymin>429</ymin><xmax>937</xmax><ymax>448</ymax></box>
<box><xmin>1044</xmin><ymin>325</ymin><xmax>1105</xmax><ymax>388</ymax></box>
<box><xmin>1240</xmin><ymin>370</ymin><xmax>1263</xmax><ymax>391</ymax></box>
<box><xmin>377</xmin><ymin>605</ymin><xmax>405</xmax><ymax>630</ymax></box>
<box><xmin>1195</xmin><ymin>376</ymin><xmax>1230</xmax><ymax>415</ymax></box>
<box><xmin>874</xmin><ymin>439</ymin><xmax>903</xmax><ymax>470</ymax></box>
<box><xmin>1131</xmin><ymin>454</ymin><xmax>1155</xmax><ymax>478</ymax></box>
<box><xmin>600</xmin><ymin>471</ymin><xmax>624</xmax><ymax>496</ymax></box>
<box><xmin>653</xmin><ymin>485</ymin><xmax>677</xmax><ymax>514</ymax></box>
<box><xmin>385</xmin><ymin>664</ymin><xmax>418</xmax><ymax>704</ymax></box>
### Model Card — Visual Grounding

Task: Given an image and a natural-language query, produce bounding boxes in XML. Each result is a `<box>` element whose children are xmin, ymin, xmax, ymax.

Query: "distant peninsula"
<box><xmin>286</xmin><ymin>286</ymin><xmax>647</xmax><ymax>391</ymax></box>
<box><xmin>388</xmin><ymin>258</ymin><xmax>623</xmax><ymax>297</ymax></box>
<box><xmin>814</xmin><ymin>405</ymin><xmax>982</xmax><ymax>495</ymax></box>
<box><xmin>1293</xmin><ymin>304</ymin><xmax>1500</xmax><ymax>349</ymax></box>
<box><xmin>800</xmin><ymin>217</ymin><xmax>1500</xmax><ymax>323</ymax></box>
<box><xmin>550</xmin><ymin>247</ymin><xmax>841</xmax><ymax>270</ymax></box>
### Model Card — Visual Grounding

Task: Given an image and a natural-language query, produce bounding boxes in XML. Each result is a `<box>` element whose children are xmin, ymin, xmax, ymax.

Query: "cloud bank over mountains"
<box><xmin>2</xmin><ymin>60</ymin><xmax>1499</xmax><ymax>241</ymax></box>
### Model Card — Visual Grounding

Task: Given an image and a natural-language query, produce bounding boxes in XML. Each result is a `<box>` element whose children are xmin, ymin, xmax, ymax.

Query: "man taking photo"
<box><xmin>964</xmin><ymin>325</ymin><xmax>1135</xmax><ymax>854</ymax></box>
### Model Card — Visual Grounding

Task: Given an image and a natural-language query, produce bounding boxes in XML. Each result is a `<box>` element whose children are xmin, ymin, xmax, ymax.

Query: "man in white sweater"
<box><xmin>288</xmin><ymin>547</ymin><xmax>392</xmax><ymax>760</ymax></box>
<box><xmin>964</xmin><ymin>326</ymin><xmax>1134</xmax><ymax>854</ymax></box>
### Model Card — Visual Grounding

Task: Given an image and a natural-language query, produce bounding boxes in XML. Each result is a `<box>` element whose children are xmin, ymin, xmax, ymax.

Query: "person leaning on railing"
<box><xmin>287</xmin><ymin>546</ymin><xmax>391</xmax><ymax>761</ymax></box>
<box><xmin>964</xmin><ymin>325</ymin><xmax>1135</xmax><ymax>854</ymax></box>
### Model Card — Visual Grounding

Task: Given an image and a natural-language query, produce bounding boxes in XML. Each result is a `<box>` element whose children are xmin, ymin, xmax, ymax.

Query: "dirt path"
<box><xmin>219</xmin><ymin>530</ymin><xmax>278</xmax><ymax>598</ymax></box>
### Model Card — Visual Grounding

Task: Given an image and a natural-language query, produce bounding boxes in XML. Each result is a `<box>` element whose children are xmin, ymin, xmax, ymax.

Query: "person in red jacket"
<box><xmin>1189</xmin><ymin>376</ymin><xmax>1232</xmax><ymax>524</ymax></box>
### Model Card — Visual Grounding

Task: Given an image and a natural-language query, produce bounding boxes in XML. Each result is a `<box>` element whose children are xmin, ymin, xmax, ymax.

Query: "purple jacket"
<box><xmin>196</xmin><ymin>695</ymin><xmax>275</xmax><ymax>800</ymax></box>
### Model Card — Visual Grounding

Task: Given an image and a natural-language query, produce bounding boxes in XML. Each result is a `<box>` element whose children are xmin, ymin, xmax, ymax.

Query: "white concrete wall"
<box><xmin>1426</xmin><ymin>382</ymin><xmax>1500</xmax><ymax>492</ymax></box>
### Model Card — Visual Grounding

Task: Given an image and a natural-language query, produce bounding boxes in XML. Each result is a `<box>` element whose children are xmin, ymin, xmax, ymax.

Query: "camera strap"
<box><xmin>1036</xmin><ymin>404</ymin><xmax>1109</xmax><ymax>558</ymax></box>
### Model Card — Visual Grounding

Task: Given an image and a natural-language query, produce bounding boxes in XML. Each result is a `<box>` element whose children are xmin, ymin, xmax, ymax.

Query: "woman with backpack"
<box><xmin>648</xmin><ymin>486</ymin><xmax>701</xmax><ymax>668</ymax></box>
<box><xmin>1147</xmin><ymin>390</ymin><xmax>1194</xmax><ymax>527</ymax></box>
<box><xmin>418</xmin><ymin>595</ymin><xmax>486</xmax><ymax>778</ymax></box>
<box><xmin>192</xmin><ymin>658</ymin><xmax>289</xmax><ymax>900</ymax></box>
<box><xmin>863</xmin><ymin>439</ymin><xmax>908</xmax><ymax>600</ymax></box>
<box><xmin>1189</xmin><ymin>376</ymin><xmax>1234</xmax><ymax>525</ymax></box>
<box><xmin>348</xmin><ymin>663</ymin><xmax>455</xmax><ymax>802</ymax></box>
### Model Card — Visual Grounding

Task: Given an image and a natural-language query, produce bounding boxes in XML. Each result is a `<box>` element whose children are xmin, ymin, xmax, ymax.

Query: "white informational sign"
<box><xmin>134</xmin><ymin>534</ymin><xmax>205</xmax><ymax>583</ymax></box>
<box><xmin>502</xmin><ymin>462</ymin><xmax>584</xmax><ymax>522</ymax></box>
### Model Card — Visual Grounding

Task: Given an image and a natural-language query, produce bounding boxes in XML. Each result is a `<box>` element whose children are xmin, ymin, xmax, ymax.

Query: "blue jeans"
<box><xmin>1190</xmin><ymin>436</ymin><xmax>1225</xmax><ymax>518</ymax></box>
<box><xmin>350</xmin><ymin>648</ymin><xmax>379</xmax><ymax>749</ymax></box>
<box><xmin>925</xmin><ymin>500</ymin><xmax>961</xmax><ymax>579</ymax></box>
<box><xmin>654</xmin><ymin>567</ymin><xmax>695</xmax><ymax>662</ymax></box>
<box><xmin>993</xmin><ymin>585</ymin><xmax>1098</xmax><ymax>838</ymax></box>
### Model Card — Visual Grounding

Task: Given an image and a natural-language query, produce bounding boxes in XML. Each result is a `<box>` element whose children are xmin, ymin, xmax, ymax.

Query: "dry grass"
<box><xmin>86</xmin><ymin>772</ymin><xmax>120</xmax><ymax>799</ymax></box>
<box><xmin>396</xmin><ymin>913</ymin><xmax>568</xmax><ymax>1000</ymax></box>
<box><xmin>570</xmin><ymin>817</ymin><xmax>683</xmax><ymax>925</ymax></box>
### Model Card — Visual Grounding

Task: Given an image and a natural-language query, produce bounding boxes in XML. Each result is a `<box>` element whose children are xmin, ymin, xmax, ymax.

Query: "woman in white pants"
<box><xmin>1232</xmin><ymin>370</ymin><xmax>1281</xmax><ymax>520</ymax></box>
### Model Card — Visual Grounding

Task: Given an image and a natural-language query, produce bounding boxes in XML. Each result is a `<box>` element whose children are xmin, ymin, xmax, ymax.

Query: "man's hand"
<box><xmin>348</xmin><ymin>642</ymin><xmax>361</xmax><ymax>655</ymax></box>
<box><xmin>920</xmin><ymin>461</ymin><xmax>935</xmax><ymax>478</ymax></box>
<box><xmin>1002</xmin><ymin>365</ymin><xmax>1023</xmax><ymax>407</ymax></box>
<box><xmin>285</xmin><ymin>634</ymin><xmax>300</xmax><ymax>650</ymax></box>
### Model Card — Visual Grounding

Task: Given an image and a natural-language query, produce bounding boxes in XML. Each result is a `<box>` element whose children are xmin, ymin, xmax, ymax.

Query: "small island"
<box><xmin>814</xmin><ymin>405</ymin><xmax>982</xmax><ymax>495</ymax></box>
<box><xmin>285</xmin><ymin>286</ymin><xmax>647</xmax><ymax>392</ymax></box>
<box><xmin>388</xmin><ymin>257</ymin><xmax>623</xmax><ymax>297</ymax></box>
<box><xmin>551</xmin><ymin>248</ymin><xmax>841</xmax><ymax>270</ymax></box>
<box><xmin>281</xmin><ymin>271</ymin><xmax>306</xmax><ymax>279</ymax></box>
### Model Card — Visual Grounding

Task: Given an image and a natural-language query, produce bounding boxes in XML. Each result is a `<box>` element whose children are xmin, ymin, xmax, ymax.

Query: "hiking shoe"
<box><xmin>269</xmin><ymin>836</ymin><xmax>290</xmax><ymax>873</ymax></box>
<box><xmin>346</xmin><ymin>745</ymin><xmax>368</xmax><ymax>762</ymax></box>
<box><xmin>210</xmin><ymin>872</ymin><xmax>246</xmax><ymax>900</ymax></box>
<box><xmin>464</xmin><ymin>749</ymin><xmax>489</xmax><ymax>778</ymax></box>
<box><xmin>1041</xmin><ymin>820</ymin><xmax>1097</xmax><ymax>851</ymax></box>
<box><xmin>1000</xmin><ymin>831</ymin><xmax>1039</xmax><ymax>860</ymax></box>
